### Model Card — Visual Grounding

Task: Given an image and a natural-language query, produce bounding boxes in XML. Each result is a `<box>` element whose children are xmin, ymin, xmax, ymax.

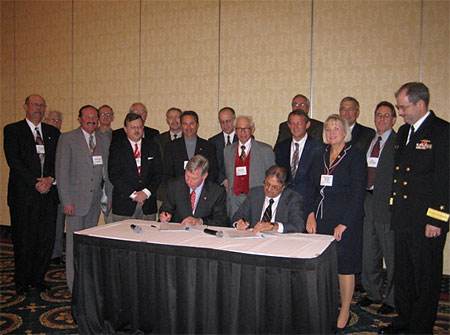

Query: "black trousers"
<box><xmin>10</xmin><ymin>194</ymin><xmax>57</xmax><ymax>287</ymax></box>
<box><xmin>393</xmin><ymin>229</ymin><xmax>446</xmax><ymax>334</ymax></box>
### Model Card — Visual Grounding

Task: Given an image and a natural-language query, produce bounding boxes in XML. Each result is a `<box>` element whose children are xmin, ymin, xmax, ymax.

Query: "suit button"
<box><xmin>406</xmin><ymin>167</ymin><xmax>411</xmax><ymax>172</ymax></box>
<box><xmin>403</xmin><ymin>195</ymin><xmax>407</xmax><ymax>199</ymax></box>
<box><xmin>393</xmin><ymin>179</ymin><xmax>397</xmax><ymax>183</ymax></box>
<box><xmin>440</xmin><ymin>205</ymin><xmax>445</xmax><ymax>210</ymax></box>
<box><xmin>393</xmin><ymin>192</ymin><xmax>397</xmax><ymax>196</ymax></box>
<box><xmin>138</xmin><ymin>180</ymin><xmax>142</xmax><ymax>183</ymax></box>
<box><xmin>403</xmin><ymin>181</ymin><xmax>407</xmax><ymax>185</ymax></box>
<box><xmin>395</xmin><ymin>166</ymin><xmax>400</xmax><ymax>170</ymax></box>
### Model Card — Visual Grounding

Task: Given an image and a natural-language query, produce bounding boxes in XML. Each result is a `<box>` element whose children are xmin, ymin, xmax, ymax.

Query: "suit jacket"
<box><xmin>390</xmin><ymin>111</ymin><xmax>449</xmax><ymax>233</ymax></box>
<box><xmin>276</xmin><ymin>118</ymin><xmax>324</xmax><ymax>145</ymax></box>
<box><xmin>4</xmin><ymin>119</ymin><xmax>60</xmax><ymax>205</ymax></box>
<box><xmin>369</xmin><ymin>130</ymin><xmax>396</xmax><ymax>225</ymax></box>
<box><xmin>208</xmin><ymin>132</ymin><xmax>238</xmax><ymax>184</ymax></box>
<box><xmin>56</xmin><ymin>128</ymin><xmax>112</xmax><ymax>217</ymax></box>
<box><xmin>153</xmin><ymin>131</ymin><xmax>177</xmax><ymax>201</ymax></box>
<box><xmin>231</xmin><ymin>186</ymin><xmax>305</xmax><ymax>233</ymax></box>
<box><xmin>108</xmin><ymin>136</ymin><xmax>162</xmax><ymax>216</ymax></box>
<box><xmin>163</xmin><ymin>136</ymin><xmax>218</xmax><ymax>183</ymax></box>
<box><xmin>111</xmin><ymin>126</ymin><xmax>159</xmax><ymax>144</ymax></box>
<box><xmin>349</xmin><ymin>123</ymin><xmax>376</xmax><ymax>153</ymax></box>
<box><xmin>224</xmin><ymin>138</ymin><xmax>275</xmax><ymax>193</ymax></box>
<box><xmin>160</xmin><ymin>177</ymin><xmax>227</xmax><ymax>227</ymax></box>
<box><xmin>274</xmin><ymin>135</ymin><xmax>324</xmax><ymax>216</ymax></box>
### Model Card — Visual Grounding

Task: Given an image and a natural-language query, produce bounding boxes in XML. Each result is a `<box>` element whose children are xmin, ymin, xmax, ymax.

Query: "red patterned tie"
<box><xmin>134</xmin><ymin>143</ymin><xmax>141</xmax><ymax>175</ymax></box>
<box><xmin>190</xmin><ymin>189</ymin><xmax>196</xmax><ymax>212</ymax></box>
<box><xmin>367</xmin><ymin>136</ymin><xmax>381</xmax><ymax>189</ymax></box>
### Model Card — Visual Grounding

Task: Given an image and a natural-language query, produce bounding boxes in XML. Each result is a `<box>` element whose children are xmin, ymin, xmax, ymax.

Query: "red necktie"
<box><xmin>190</xmin><ymin>189</ymin><xmax>196</xmax><ymax>211</ymax></box>
<box><xmin>134</xmin><ymin>143</ymin><xmax>141</xmax><ymax>175</ymax></box>
<box><xmin>367</xmin><ymin>136</ymin><xmax>381</xmax><ymax>189</ymax></box>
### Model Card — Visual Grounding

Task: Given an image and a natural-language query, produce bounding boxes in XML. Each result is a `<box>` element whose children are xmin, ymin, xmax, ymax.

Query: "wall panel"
<box><xmin>141</xmin><ymin>0</ymin><xmax>219</xmax><ymax>138</ymax></box>
<box><xmin>220</xmin><ymin>0</ymin><xmax>311</xmax><ymax>145</ymax></box>
<box><xmin>73</xmin><ymin>0</ymin><xmax>140</xmax><ymax>130</ymax></box>
<box><xmin>313</xmin><ymin>0</ymin><xmax>422</xmax><ymax>129</ymax></box>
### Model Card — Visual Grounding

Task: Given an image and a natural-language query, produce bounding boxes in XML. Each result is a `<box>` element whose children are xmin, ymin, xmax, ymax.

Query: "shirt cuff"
<box><xmin>276</xmin><ymin>222</ymin><xmax>284</xmax><ymax>233</ymax></box>
<box><xmin>142</xmin><ymin>188</ymin><xmax>151</xmax><ymax>198</ymax></box>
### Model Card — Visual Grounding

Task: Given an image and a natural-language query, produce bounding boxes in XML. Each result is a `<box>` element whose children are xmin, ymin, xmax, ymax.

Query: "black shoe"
<box><xmin>51</xmin><ymin>257</ymin><xmax>63</xmax><ymax>265</ymax></box>
<box><xmin>335</xmin><ymin>315</ymin><xmax>351</xmax><ymax>333</ymax></box>
<box><xmin>357</xmin><ymin>296</ymin><xmax>378</xmax><ymax>307</ymax></box>
<box><xmin>16</xmin><ymin>285</ymin><xmax>29</xmax><ymax>296</ymax></box>
<box><xmin>378</xmin><ymin>324</ymin><xmax>407</xmax><ymax>334</ymax></box>
<box><xmin>377</xmin><ymin>303</ymin><xmax>395</xmax><ymax>315</ymax></box>
<box><xmin>34</xmin><ymin>283</ymin><xmax>50</xmax><ymax>292</ymax></box>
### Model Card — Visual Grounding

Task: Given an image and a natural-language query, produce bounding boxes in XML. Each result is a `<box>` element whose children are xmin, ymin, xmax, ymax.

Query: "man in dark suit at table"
<box><xmin>4</xmin><ymin>94</ymin><xmax>60</xmax><ymax>295</ymax></box>
<box><xmin>357</xmin><ymin>101</ymin><xmax>397</xmax><ymax>315</ymax></box>
<box><xmin>224</xmin><ymin>115</ymin><xmax>275</xmax><ymax>218</ymax></box>
<box><xmin>163</xmin><ymin>110</ymin><xmax>218</xmax><ymax>184</ymax></box>
<box><xmin>111</xmin><ymin>102</ymin><xmax>159</xmax><ymax>144</ymax></box>
<box><xmin>339</xmin><ymin>96</ymin><xmax>375</xmax><ymax>152</ymax></box>
<box><xmin>56</xmin><ymin>105</ymin><xmax>113</xmax><ymax>293</ymax></box>
<box><xmin>153</xmin><ymin>107</ymin><xmax>182</xmax><ymax>203</ymax></box>
<box><xmin>275</xmin><ymin>110</ymin><xmax>323</xmax><ymax>219</ymax></box>
<box><xmin>379</xmin><ymin>82</ymin><xmax>449</xmax><ymax>335</ymax></box>
<box><xmin>108</xmin><ymin>113</ymin><xmax>162</xmax><ymax>222</ymax></box>
<box><xmin>208</xmin><ymin>107</ymin><xmax>238</xmax><ymax>187</ymax></box>
<box><xmin>160</xmin><ymin>155</ymin><xmax>227</xmax><ymax>227</ymax></box>
<box><xmin>275</xmin><ymin>94</ymin><xmax>323</xmax><ymax>145</ymax></box>
<box><xmin>231</xmin><ymin>165</ymin><xmax>304</xmax><ymax>233</ymax></box>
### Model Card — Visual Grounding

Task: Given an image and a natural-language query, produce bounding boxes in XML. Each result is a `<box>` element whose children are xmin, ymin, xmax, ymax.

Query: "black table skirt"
<box><xmin>73</xmin><ymin>234</ymin><xmax>338</xmax><ymax>334</ymax></box>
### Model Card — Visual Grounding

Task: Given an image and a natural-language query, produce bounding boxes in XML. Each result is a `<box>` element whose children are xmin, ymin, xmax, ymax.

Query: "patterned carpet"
<box><xmin>0</xmin><ymin>234</ymin><xmax>449</xmax><ymax>334</ymax></box>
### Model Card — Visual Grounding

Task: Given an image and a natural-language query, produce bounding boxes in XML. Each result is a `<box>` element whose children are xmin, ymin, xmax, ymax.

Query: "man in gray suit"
<box><xmin>224</xmin><ymin>115</ymin><xmax>275</xmax><ymax>218</ymax></box>
<box><xmin>231</xmin><ymin>166</ymin><xmax>305</xmax><ymax>233</ymax></box>
<box><xmin>56</xmin><ymin>105</ymin><xmax>112</xmax><ymax>293</ymax></box>
<box><xmin>358</xmin><ymin>101</ymin><xmax>397</xmax><ymax>315</ymax></box>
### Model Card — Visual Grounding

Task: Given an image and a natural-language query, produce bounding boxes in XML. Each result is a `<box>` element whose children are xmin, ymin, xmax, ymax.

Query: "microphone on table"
<box><xmin>130</xmin><ymin>224</ymin><xmax>142</xmax><ymax>233</ymax></box>
<box><xmin>203</xmin><ymin>228</ymin><xmax>223</xmax><ymax>238</ymax></box>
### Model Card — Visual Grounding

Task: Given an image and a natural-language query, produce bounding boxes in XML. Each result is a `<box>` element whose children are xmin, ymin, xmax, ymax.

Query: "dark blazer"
<box><xmin>153</xmin><ymin>131</ymin><xmax>172</xmax><ymax>159</ymax></box>
<box><xmin>276</xmin><ymin>118</ymin><xmax>324</xmax><ymax>145</ymax></box>
<box><xmin>390</xmin><ymin>111</ymin><xmax>449</xmax><ymax>233</ymax></box>
<box><xmin>370</xmin><ymin>130</ymin><xmax>396</xmax><ymax>225</ymax></box>
<box><xmin>4</xmin><ymin>120</ymin><xmax>60</xmax><ymax>205</ymax></box>
<box><xmin>231</xmin><ymin>186</ymin><xmax>305</xmax><ymax>233</ymax></box>
<box><xmin>108</xmin><ymin>136</ymin><xmax>162</xmax><ymax>216</ymax></box>
<box><xmin>349</xmin><ymin>123</ymin><xmax>376</xmax><ymax>153</ymax></box>
<box><xmin>111</xmin><ymin>126</ymin><xmax>159</xmax><ymax>144</ymax></box>
<box><xmin>163</xmin><ymin>136</ymin><xmax>218</xmax><ymax>183</ymax></box>
<box><xmin>160</xmin><ymin>177</ymin><xmax>227</xmax><ymax>227</ymax></box>
<box><xmin>208</xmin><ymin>132</ymin><xmax>238</xmax><ymax>184</ymax></box>
<box><xmin>274</xmin><ymin>135</ymin><xmax>324</xmax><ymax>216</ymax></box>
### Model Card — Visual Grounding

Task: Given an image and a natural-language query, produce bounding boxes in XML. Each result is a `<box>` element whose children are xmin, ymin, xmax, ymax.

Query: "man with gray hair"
<box><xmin>159</xmin><ymin>155</ymin><xmax>227</xmax><ymax>227</ymax></box>
<box><xmin>224</xmin><ymin>115</ymin><xmax>275</xmax><ymax>218</ymax></box>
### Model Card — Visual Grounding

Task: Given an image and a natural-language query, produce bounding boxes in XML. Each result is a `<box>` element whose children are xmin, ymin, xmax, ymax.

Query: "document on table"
<box><xmin>224</xmin><ymin>229</ymin><xmax>263</xmax><ymax>239</ymax></box>
<box><xmin>158</xmin><ymin>223</ymin><xmax>189</xmax><ymax>231</ymax></box>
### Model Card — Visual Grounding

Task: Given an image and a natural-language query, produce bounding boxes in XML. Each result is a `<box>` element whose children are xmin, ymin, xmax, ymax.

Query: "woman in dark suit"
<box><xmin>306</xmin><ymin>114</ymin><xmax>367</xmax><ymax>331</ymax></box>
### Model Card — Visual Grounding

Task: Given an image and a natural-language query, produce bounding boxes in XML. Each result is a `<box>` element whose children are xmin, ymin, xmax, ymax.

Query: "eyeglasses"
<box><xmin>395</xmin><ymin>103</ymin><xmax>415</xmax><ymax>112</ymax></box>
<box><xmin>292</xmin><ymin>102</ymin><xmax>308</xmax><ymax>108</ymax></box>
<box><xmin>47</xmin><ymin>118</ymin><xmax>62</xmax><ymax>123</ymax></box>
<box><xmin>375</xmin><ymin>113</ymin><xmax>394</xmax><ymax>119</ymax></box>
<box><xmin>132</xmin><ymin>110</ymin><xmax>147</xmax><ymax>115</ymax></box>
<box><xmin>100</xmin><ymin>112</ymin><xmax>113</xmax><ymax>117</ymax></box>
<box><xmin>127</xmin><ymin>125</ymin><xmax>144</xmax><ymax>130</ymax></box>
<box><xmin>235</xmin><ymin>127</ymin><xmax>252</xmax><ymax>132</ymax></box>
<box><xmin>339</xmin><ymin>107</ymin><xmax>358</xmax><ymax>113</ymax></box>
<box><xmin>28</xmin><ymin>102</ymin><xmax>46</xmax><ymax>109</ymax></box>
<box><xmin>264</xmin><ymin>181</ymin><xmax>283</xmax><ymax>191</ymax></box>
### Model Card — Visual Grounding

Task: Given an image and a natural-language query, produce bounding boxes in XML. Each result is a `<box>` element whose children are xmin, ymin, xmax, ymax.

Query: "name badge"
<box><xmin>92</xmin><ymin>156</ymin><xmax>103</xmax><ymax>165</ymax></box>
<box><xmin>320</xmin><ymin>174</ymin><xmax>333</xmax><ymax>186</ymax></box>
<box><xmin>135</xmin><ymin>157</ymin><xmax>141</xmax><ymax>167</ymax></box>
<box><xmin>184</xmin><ymin>160</ymin><xmax>188</xmax><ymax>169</ymax></box>
<box><xmin>367</xmin><ymin>157</ymin><xmax>379</xmax><ymax>168</ymax></box>
<box><xmin>236</xmin><ymin>166</ymin><xmax>247</xmax><ymax>176</ymax></box>
<box><xmin>36</xmin><ymin>145</ymin><xmax>45</xmax><ymax>154</ymax></box>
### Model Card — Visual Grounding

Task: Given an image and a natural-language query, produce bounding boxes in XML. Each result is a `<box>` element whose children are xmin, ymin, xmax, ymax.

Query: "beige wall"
<box><xmin>1</xmin><ymin>0</ymin><xmax>449</xmax><ymax>272</ymax></box>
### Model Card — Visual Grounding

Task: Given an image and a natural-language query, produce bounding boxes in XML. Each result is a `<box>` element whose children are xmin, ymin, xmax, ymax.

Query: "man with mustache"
<box><xmin>4</xmin><ymin>94</ymin><xmax>60</xmax><ymax>295</ymax></box>
<box><xmin>56</xmin><ymin>105</ymin><xmax>112</xmax><ymax>293</ymax></box>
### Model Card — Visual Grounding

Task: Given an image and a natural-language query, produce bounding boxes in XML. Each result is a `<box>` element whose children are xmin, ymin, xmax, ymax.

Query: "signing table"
<box><xmin>72</xmin><ymin>220</ymin><xmax>338</xmax><ymax>334</ymax></box>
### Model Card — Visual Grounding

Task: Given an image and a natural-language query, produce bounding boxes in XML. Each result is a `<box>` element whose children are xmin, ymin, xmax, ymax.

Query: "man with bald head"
<box><xmin>4</xmin><ymin>94</ymin><xmax>60</xmax><ymax>295</ymax></box>
<box><xmin>56</xmin><ymin>105</ymin><xmax>112</xmax><ymax>293</ymax></box>
<box><xmin>112</xmin><ymin>102</ymin><xmax>159</xmax><ymax>144</ymax></box>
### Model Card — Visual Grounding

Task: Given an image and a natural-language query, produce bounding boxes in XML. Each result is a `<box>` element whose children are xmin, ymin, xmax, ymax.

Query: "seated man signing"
<box><xmin>159</xmin><ymin>155</ymin><xmax>227</xmax><ymax>227</ymax></box>
<box><xmin>231</xmin><ymin>166</ymin><xmax>305</xmax><ymax>233</ymax></box>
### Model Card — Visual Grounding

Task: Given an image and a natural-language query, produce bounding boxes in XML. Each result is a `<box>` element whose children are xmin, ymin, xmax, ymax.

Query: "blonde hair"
<box><xmin>322</xmin><ymin>114</ymin><xmax>352</xmax><ymax>144</ymax></box>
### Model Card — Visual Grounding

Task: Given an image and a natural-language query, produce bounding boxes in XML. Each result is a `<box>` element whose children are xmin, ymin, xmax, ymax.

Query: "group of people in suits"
<box><xmin>4</xmin><ymin>81</ymin><xmax>448</xmax><ymax>334</ymax></box>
